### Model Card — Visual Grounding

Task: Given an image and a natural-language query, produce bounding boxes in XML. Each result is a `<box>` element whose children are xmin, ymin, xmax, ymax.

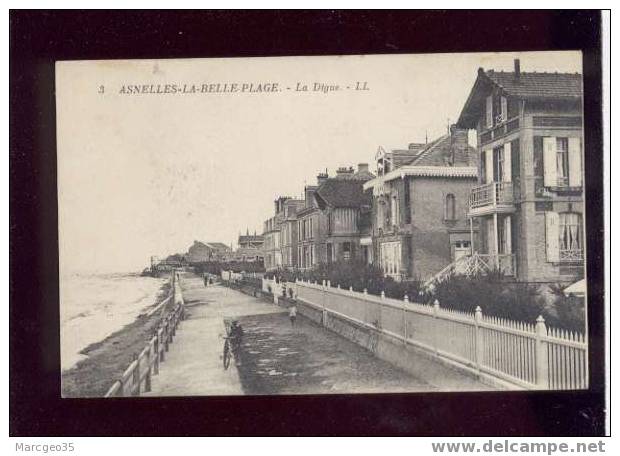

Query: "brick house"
<box><xmin>456</xmin><ymin>59</ymin><xmax>584</xmax><ymax>284</ymax></box>
<box><xmin>363</xmin><ymin>127</ymin><xmax>478</xmax><ymax>281</ymax></box>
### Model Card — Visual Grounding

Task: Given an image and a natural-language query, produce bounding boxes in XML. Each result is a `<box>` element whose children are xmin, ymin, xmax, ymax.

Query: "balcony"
<box><xmin>559</xmin><ymin>249</ymin><xmax>584</xmax><ymax>263</ymax></box>
<box><xmin>468</xmin><ymin>181</ymin><xmax>516</xmax><ymax>216</ymax></box>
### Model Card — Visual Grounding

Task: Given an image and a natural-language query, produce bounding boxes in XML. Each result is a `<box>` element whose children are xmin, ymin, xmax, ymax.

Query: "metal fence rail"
<box><xmin>284</xmin><ymin>278</ymin><xmax>588</xmax><ymax>391</ymax></box>
<box><xmin>104</xmin><ymin>272</ymin><xmax>185</xmax><ymax>397</ymax></box>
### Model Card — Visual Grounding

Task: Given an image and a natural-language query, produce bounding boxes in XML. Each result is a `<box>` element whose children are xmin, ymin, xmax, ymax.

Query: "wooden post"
<box><xmin>403</xmin><ymin>294</ymin><xmax>409</xmax><ymax>343</ymax></box>
<box><xmin>474</xmin><ymin>306</ymin><xmax>483</xmax><ymax>373</ymax></box>
<box><xmin>535</xmin><ymin>315</ymin><xmax>550</xmax><ymax>389</ymax></box>
<box><xmin>433</xmin><ymin>299</ymin><xmax>440</xmax><ymax>356</ymax></box>
<box><xmin>322</xmin><ymin>280</ymin><xmax>328</xmax><ymax>327</ymax></box>
<box><xmin>493</xmin><ymin>212</ymin><xmax>500</xmax><ymax>269</ymax></box>
<box><xmin>144</xmin><ymin>343</ymin><xmax>152</xmax><ymax>393</ymax></box>
<box><xmin>164</xmin><ymin>321</ymin><xmax>170</xmax><ymax>352</ymax></box>
<box><xmin>132</xmin><ymin>353</ymin><xmax>140</xmax><ymax>396</ymax></box>
<box><xmin>379</xmin><ymin>291</ymin><xmax>385</xmax><ymax>329</ymax></box>
<box><xmin>469</xmin><ymin>217</ymin><xmax>475</xmax><ymax>254</ymax></box>
<box><xmin>363</xmin><ymin>288</ymin><xmax>369</xmax><ymax>324</ymax></box>
<box><xmin>153</xmin><ymin>334</ymin><xmax>160</xmax><ymax>375</ymax></box>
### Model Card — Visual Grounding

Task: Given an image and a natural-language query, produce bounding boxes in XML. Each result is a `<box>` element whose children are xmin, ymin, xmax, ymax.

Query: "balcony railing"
<box><xmin>559</xmin><ymin>249</ymin><xmax>584</xmax><ymax>262</ymax></box>
<box><xmin>469</xmin><ymin>181</ymin><xmax>515</xmax><ymax>213</ymax></box>
<box><xmin>423</xmin><ymin>252</ymin><xmax>516</xmax><ymax>289</ymax></box>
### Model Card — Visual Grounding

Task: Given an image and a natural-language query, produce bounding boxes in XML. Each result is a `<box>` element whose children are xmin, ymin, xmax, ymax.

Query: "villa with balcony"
<box><xmin>364</xmin><ymin>126</ymin><xmax>478</xmax><ymax>281</ymax></box>
<box><xmin>456</xmin><ymin>59</ymin><xmax>584</xmax><ymax>285</ymax></box>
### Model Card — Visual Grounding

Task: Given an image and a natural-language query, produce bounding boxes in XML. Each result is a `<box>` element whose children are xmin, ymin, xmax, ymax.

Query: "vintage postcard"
<box><xmin>56</xmin><ymin>51</ymin><xmax>588</xmax><ymax>398</ymax></box>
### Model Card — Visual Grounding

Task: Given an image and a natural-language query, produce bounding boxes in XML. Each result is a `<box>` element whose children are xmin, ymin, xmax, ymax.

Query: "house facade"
<box><xmin>262</xmin><ymin>196</ymin><xmax>304</xmax><ymax>271</ymax></box>
<box><xmin>364</xmin><ymin>126</ymin><xmax>478</xmax><ymax>281</ymax></box>
<box><xmin>456</xmin><ymin>59</ymin><xmax>584</xmax><ymax>284</ymax></box>
<box><xmin>314</xmin><ymin>165</ymin><xmax>374</xmax><ymax>264</ymax></box>
<box><xmin>280</xmin><ymin>198</ymin><xmax>305</xmax><ymax>268</ymax></box>
<box><xmin>296</xmin><ymin>176</ymin><xmax>326</xmax><ymax>270</ymax></box>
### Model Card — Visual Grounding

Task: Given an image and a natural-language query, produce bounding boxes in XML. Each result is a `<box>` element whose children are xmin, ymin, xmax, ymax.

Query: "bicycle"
<box><xmin>221</xmin><ymin>320</ymin><xmax>243</xmax><ymax>370</ymax></box>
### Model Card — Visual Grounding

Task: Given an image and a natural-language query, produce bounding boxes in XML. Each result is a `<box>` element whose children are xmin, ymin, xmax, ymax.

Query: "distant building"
<box><xmin>262</xmin><ymin>196</ymin><xmax>294</xmax><ymax>271</ymax></box>
<box><xmin>186</xmin><ymin>241</ymin><xmax>232</xmax><ymax>264</ymax></box>
<box><xmin>280</xmin><ymin>198</ymin><xmax>305</xmax><ymax>268</ymax></box>
<box><xmin>364</xmin><ymin>126</ymin><xmax>478</xmax><ymax>281</ymax></box>
<box><xmin>456</xmin><ymin>59</ymin><xmax>584</xmax><ymax>284</ymax></box>
<box><xmin>238</xmin><ymin>230</ymin><xmax>264</xmax><ymax>250</ymax></box>
<box><xmin>233</xmin><ymin>230</ymin><xmax>265</xmax><ymax>262</ymax></box>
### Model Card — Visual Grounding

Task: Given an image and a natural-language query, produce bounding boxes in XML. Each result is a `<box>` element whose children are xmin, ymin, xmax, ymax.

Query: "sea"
<box><xmin>60</xmin><ymin>272</ymin><xmax>167</xmax><ymax>371</ymax></box>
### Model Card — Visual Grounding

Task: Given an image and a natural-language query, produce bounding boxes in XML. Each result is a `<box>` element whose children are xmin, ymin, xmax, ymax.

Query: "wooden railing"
<box><xmin>469</xmin><ymin>181</ymin><xmax>514</xmax><ymax>211</ymax></box>
<box><xmin>294</xmin><ymin>279</ymin><xmax>588</xmax><ymax>390</ymax></box>
<box><xmin>104</xmin><ymin>272</ymin><xmax>185</xmax><ymax>397</ymax></box>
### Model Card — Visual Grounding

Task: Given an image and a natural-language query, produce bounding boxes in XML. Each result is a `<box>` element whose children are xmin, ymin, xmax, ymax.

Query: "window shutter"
<box><xmin>501</xmin><ymin>96</ymin><xmax>508</xmax><ymax>121</ymax></box>
<box><xmin>543</xmin><ymin>137</ymin><xmax>557</xmax><ymax>187</ymax></box>
<box><xmin>504</xmin><ymin>216</ymin><xmax>512</xmax><ymax>254</ymax></box>
<box><xmin>568</xmin><ymin>137</ymin><xmax>582</xmax><ymax>187</ymax></box>
<box><xmin>545</xmin><ymin>211</ymin><xmax>560</xmax><ymax>262</ymax></box>
<box><xmin>485</xmin><ymin>148</ymin><xmax>494</xmax><ymax>184</ymax></box>
<box><xmin>503</xmin><ymin>142</ymin><xmax>512</xmax><ymax>182</ymax></box>
<box><xmin>486</xmin><ymin>95</ymin><xmax>493</xmax><ymax>128</ymax></box>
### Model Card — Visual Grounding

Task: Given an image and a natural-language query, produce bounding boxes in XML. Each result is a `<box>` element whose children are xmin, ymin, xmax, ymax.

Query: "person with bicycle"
<box><xmin>222</xmin><ymin>320</ymin><xmax>243</xmax><ymax>370</ymax></box>
<box><xmin>228</xmin><ymin>320</ymin><xmax>243</xmax><ymax>351</ymax></box>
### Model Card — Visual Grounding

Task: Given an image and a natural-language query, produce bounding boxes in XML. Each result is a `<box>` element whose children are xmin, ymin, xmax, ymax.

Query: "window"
<box><xmin>542</xmin><ymin>136</ymin><xmax>582</xmax><ymax>188</ymax></box>
<box><xmin>445</xmin><ymin>194</ymin><xmax>456</xmax><ymax>221</ymax></box>
<box><xmin>493</xmin><ymin>146</ymin><xmax>504</xmax><ymax>182</ymax></box>
<box><xmin>380</xmin><ymin>241</ymin><xmax>401</xmax><ymax>276</ymax></box>
<box><xmin>556</xmin><ymin>137</ymin><xmax>569</xmax><ymax>187</ymax></box>
<box><xmin>559</xmin><ymin>213</ymin><xmax>583</xmax><ymax>260</ymax></box>
<box><xmin>343</xmin><ymin>242</ymin><xmax>351</xmax><ymax>261</ymax></box>
<box><xmin>403</xmin><ymin>178</ymin><xmax>411</xmax><ymax>224</ymax></box>
<box><xmin>389</xmin><ymin>193</ymin><xmax>399</xmax><ymax>226</ymax></box>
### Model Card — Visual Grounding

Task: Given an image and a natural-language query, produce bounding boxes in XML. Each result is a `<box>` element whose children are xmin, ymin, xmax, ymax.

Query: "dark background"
<box><xmin>9</xmin><ymin>10</ymin><xmax>606</xmax><ymax>436</ymax></box>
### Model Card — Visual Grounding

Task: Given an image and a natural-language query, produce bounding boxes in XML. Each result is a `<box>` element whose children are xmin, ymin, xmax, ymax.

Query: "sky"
<box><xmin>56</xmin><ymin>51</ymin><xmax>582</xmax><ymax>273</ymax></box>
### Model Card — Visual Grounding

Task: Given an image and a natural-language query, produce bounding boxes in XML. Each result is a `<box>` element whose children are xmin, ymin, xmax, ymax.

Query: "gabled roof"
<box><xmin>457</xmin><ymin>68</ymin><xmax>583</xmax><ymax>128</ymax></box>
<box><xmin>315</xmin><ymin>179</ymin><xmax>372</xmax><ymax>209</ymax></box>
<box><xmin>486</xmin><ymin>70</ymin><xmax>582</xmax><ymax>99</ymax></box>
<box><xmin>206</xmin><ymin>242</ymin><xmax>231</xmax><ymax>251</ymax></box>
<box><xmin>238</xmin><ymin>235</ymin><xmax>263</xmax><ymax>243</ymax></box>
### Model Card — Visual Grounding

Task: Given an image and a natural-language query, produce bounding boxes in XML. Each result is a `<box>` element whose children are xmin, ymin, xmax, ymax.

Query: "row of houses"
<box><xmin>260</xmin><ymin>59</ymin><xmax>585</xmax><ymax>287</ymax></box>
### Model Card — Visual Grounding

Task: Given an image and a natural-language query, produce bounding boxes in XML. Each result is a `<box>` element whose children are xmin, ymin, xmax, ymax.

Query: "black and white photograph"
<box><xmin>9</xmin><ymin>9</ymin><xmax>608</xmax><ymax>439</ymax></box>
<box><xmin>56</xmin><ymin>51</ymin><xmax>589</xmax><ymax>398</ymax></box>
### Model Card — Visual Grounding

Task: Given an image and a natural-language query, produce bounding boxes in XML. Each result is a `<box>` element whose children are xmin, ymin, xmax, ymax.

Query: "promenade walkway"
<box><xmin>144</xmin><ymin>273</ymin><xmax>284</xmax><ymax>396</ymax></box>
<box><xmin>146</xmin><ymin>272</ymin><xmax>487</xmax><ymax>396</ymax></box>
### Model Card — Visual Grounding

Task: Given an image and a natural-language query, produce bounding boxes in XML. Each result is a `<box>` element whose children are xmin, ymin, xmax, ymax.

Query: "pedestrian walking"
<box><xmin>289</xmin><ymin>304</ymin><xmax>297</xmax><ymax>327</ymax></box>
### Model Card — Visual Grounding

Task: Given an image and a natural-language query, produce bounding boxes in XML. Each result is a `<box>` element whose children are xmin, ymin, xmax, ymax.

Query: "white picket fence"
<box><xmin>280</xmin><ymin>278</ymin><xmax>588</xmax><ymax>391</ymax></box>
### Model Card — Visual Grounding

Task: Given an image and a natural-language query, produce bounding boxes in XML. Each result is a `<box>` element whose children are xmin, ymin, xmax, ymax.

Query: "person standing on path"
<box><xmin>289</xmin><ymin>304</ymin><xmax>297</xmax><ymax>327</ymax></box>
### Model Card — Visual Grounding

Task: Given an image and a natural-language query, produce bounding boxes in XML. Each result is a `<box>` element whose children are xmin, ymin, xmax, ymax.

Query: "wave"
<box><xmin>60</xmin><ymin>273</ymin><xmax>167</xmax><ymax>371</ymax></box>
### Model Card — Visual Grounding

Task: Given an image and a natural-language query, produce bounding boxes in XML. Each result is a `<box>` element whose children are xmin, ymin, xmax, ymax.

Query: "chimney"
<box><xmin>449</xmin><ymin>124</ymin><xmax>471</xmax><ymax>166</ymax></box>
<box><xmin>335</xmin><ymin>166</ymin><xmax>354</xmax><ymax>178</ymax></box>
<box><xmin>514</xmin><ymin>59</ymin><xmax>521</xmax><ymax>80</ymax></box>
<box><xmin>357</xmin><ymin>163</ymin><xmax>369</xmax><ymax>174</ymax></box>
<box><xmin>317</xmin><ymin>172</ymin><xmax>328</xmax><ymax>186</ymax></box>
